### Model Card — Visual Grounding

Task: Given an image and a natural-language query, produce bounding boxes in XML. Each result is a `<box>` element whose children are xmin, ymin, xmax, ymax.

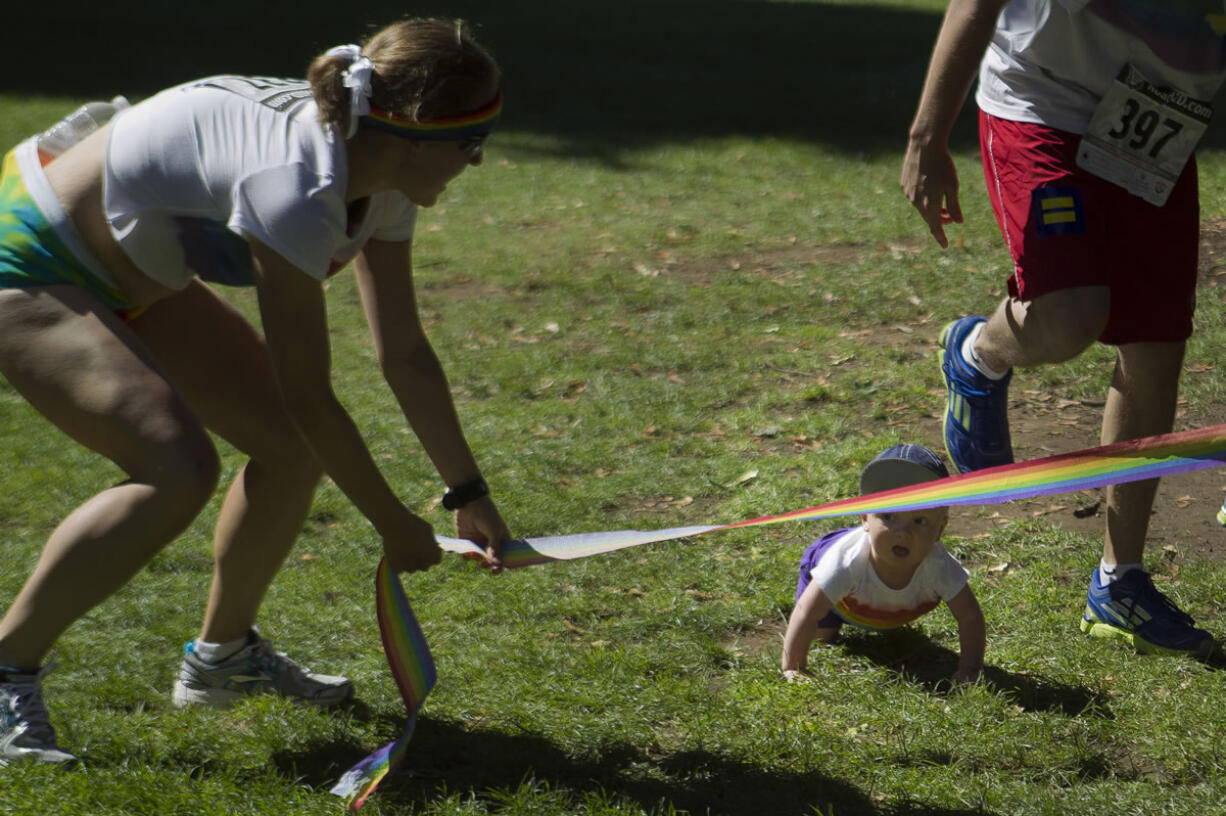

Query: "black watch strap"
<box><xmin>442</xmin><ymin>477</ymin><xmax>489</xmax><ymax>510</ymax></box>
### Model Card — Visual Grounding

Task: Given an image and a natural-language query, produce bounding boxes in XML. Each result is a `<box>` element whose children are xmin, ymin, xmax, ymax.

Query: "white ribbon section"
<box><xmin>325</xmin><ymin>44</ymin><xmax>374</xmax><ymax>138</ymax></box>
<box><xmin>437</xmin><ymin>526</ymin><xmax>721</xmax><ymax>565</ymax></box>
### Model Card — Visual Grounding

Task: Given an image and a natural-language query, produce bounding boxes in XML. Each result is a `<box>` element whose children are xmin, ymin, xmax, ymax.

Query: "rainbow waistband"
<box><xmin>361</xmin><ymin>92</ymin><xmax>502</xmax><ymax>141</ymax></box>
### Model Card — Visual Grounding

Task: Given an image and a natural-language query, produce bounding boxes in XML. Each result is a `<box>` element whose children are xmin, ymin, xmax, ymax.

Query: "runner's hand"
<box><xmin>901</xmin><ymin>139</ymin><xmax>962</xmax><ymax>248</ymax></box>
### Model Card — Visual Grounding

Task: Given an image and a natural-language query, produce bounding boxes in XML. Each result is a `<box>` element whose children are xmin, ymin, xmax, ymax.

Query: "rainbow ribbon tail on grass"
<box><xmin>337</xmin><ymin>423</ymin><xmax>1226</xmax><ymax>808</ymax></box>
<box><xmin>330</xmin><ymin>558</ymin><xmax>436</xmax><ymax>811</ymax></box>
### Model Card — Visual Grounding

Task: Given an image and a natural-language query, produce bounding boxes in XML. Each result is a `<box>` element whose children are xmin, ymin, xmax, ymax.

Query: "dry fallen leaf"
<box><xmin>726</xmin><ymin>469</ymin><xmax>759</xmax><ymax>488</ymax></box>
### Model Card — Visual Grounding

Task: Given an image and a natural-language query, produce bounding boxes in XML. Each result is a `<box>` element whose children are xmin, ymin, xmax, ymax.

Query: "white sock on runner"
<box><xmin>960</xmin><ymin>322</ymin><xmax>1009</xmax><ymax>380</ymax></box>
<box><xmin>192</xmin><ymin>632</ymin><xmax>252</xmax><ymax>664</ymax></box>
<box><xmin>1098</xmin><ymin>560</ymin><xmax>1143</xmax><ymax>585</ymax></box>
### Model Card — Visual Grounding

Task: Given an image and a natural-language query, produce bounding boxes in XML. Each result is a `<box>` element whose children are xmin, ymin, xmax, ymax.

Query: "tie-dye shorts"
<box><xmin>0</xmin><ymin>141</ymin><xmax>138</xmax><ymax>315</ymax></box>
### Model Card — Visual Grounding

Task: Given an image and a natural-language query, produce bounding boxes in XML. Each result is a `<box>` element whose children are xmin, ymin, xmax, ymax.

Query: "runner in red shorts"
<box><xmin>900</xmin><ymin>0</ymin><xmax>1226</xmax><ymax>657</ymax></box>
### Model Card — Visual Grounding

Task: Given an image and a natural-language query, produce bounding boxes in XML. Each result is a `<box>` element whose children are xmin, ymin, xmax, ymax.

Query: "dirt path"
<box><xmin>890</xmin><ymin>218</ymin><xmax>1226</xmax><ymax>563</ymax></box>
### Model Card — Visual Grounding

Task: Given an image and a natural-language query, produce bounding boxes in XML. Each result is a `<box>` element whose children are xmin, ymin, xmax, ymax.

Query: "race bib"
<box><xmin>1077</xmin><ymin>65</ymin><xmax>1212</xmax><ymax>206</ymax></box>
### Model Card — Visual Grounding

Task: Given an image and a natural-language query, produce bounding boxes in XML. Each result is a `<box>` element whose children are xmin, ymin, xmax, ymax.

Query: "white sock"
<box><xmin>960</xmin><ymin>322</ymin><xmax>1009</xmax><ymax>380</ymax></box>
<box><xmin>193</xmin><ymin>632</ymin><xmax>252</xmax><ymax>664</ymax></box>
<box><xmin>1098</xmin><ymin>560</ymin><xmax>1143</xmax><ymax>585</ymax></box>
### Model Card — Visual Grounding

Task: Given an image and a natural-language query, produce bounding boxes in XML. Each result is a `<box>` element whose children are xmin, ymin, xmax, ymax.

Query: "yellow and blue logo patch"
<box><xmin>1030</xmin><ymin>185</ymin><xmax>1086</xmax><ymax>237</ymax></box>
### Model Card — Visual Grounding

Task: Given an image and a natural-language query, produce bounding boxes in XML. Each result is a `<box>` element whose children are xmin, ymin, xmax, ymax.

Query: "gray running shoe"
<box><xmin>0</xmin><ymin>666</ymin><xmax>77</xmax><ymax>765</ymax></box>
<box><xmin>172</xmin><ymin>630</ymin><xmax>354</xmax><ymax>708</ymax></box>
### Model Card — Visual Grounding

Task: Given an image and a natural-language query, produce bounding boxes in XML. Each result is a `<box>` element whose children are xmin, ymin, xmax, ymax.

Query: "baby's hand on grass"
<box><xmin>950</xmin><ymin>666</ymin><xmax>981</xmax><ymax>686</ymax></box>
<box><xmin>782</xmin><ymin>668</ymin><xmax>811</xmax><ymax>684</ymax></box>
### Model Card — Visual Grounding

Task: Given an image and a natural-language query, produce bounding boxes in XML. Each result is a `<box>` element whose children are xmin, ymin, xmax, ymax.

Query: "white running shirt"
<box><xmin>976</xmin><ymin>0</ymin><xmax>1226</xmax><ymax>134</ymax></box>
<box><xmin>104</xmin><ymin>76</ymin><xmax>417</xmax><ymax>289</ymax></box>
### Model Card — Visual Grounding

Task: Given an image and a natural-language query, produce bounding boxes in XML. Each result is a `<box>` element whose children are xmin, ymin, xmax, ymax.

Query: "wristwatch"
<box><xmin>442</xmin><ymin>477</ymin><xmax>489</xmax><ymax>510</ymax></box>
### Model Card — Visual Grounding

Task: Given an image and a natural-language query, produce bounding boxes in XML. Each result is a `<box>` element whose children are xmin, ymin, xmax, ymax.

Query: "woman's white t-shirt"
<box><xmin>104</xmin><ymin>75</ymin><xmax>417</xmax><ymax>289</ymax></box>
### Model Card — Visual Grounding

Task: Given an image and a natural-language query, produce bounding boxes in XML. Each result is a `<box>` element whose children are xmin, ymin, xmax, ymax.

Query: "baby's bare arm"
<box><xmin>782</xmin><ymin>581</ymin><xmax>835</xmax><ymax>676</ymax></box>
<box><xmin>945</xmin><ymin>584</ymin><xmax>986</xmax><ymax>683</ymax></box>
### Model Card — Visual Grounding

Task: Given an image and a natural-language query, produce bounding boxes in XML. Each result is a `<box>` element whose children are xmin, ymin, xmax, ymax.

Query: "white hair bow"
<box><xmin>325</xmin><ymin>43</ymin><xmax>374</xmax><ymax>138</ymax></box>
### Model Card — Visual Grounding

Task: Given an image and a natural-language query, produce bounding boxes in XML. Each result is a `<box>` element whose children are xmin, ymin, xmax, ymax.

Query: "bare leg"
<box><xmin>194</xmin><ymin>461</ymin><xmax>319</xmax><ymax>642</ymax></box>
<box><xmin>974</xmin><ymin>286</ymin><xmax>1110</xmax><ymax>371</ymax></box>
<box><xmin>130</xmin><ymin>282</ymin><xmax>322</xmax><ymax>645</ymax></box>
<box><xmin>975</xmin><ymin>286</ymin><xmax>1183</xmax><ymax>567</ymax></box>
<box><xmin>0</xmin><ymin>287</ymin><xmax>218</xmax><ymax>668</ymax></box>
<box><xmin>1101</xmin><ymin>341</ymin><xmax>1185</xmax><ymax>566</ymax></box>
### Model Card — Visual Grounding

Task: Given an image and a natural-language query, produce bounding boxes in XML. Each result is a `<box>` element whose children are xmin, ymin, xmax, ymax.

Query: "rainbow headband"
<box><xmin>360</xmin><ymin>92</ymin><xmax>502</xmax><ymax>141</ymax></box>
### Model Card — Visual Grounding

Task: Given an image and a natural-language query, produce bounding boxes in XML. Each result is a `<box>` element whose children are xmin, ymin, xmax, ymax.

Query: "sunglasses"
<box><xmin>459</xmin><ymin>135</ymin><xmax>488</xmax><ymax>159</ymax></box>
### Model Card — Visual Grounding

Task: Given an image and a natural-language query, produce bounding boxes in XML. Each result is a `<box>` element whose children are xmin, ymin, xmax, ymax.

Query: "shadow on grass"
<box><xmin>11</xmin><ymin>0</ymin><xmax>965</xmax><ymax>157</ymax></box>
<box><xmin>16</xmin><ymin>2</ymin><xmax>1226</xmax><ymax>158</ymax></box>
<box><xmin>837</xmin><ymin>628</ymin><xmax>1115</xmax><ymax>718</ymax></box>
<box><xmin>276</xmin><ymin>710</ymin><xmax>995</xmax><ymax>816</ymax></box>
<box><xmin>1197</xmin><ymin>646</ymin><xmax>1226</xmax><ymax>670</ymax></box>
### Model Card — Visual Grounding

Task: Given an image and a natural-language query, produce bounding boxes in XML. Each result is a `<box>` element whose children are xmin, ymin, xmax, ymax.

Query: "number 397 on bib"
<box><xmin>1077</xmin><ymin>65</ymin><xmax>1212</xmax><ymax>207</ymax></box>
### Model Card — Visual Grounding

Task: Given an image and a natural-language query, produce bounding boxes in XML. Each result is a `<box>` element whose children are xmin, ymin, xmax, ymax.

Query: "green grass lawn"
<box><xmin>4</xmin><ymin>2</ymin><xmax>1226</xmax><ymax>814</ymax></box>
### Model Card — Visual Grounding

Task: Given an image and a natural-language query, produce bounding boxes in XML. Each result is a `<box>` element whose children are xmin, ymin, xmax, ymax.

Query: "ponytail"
<box><xmin>307</xmin><ymin>50</ymin><xmax>353</xmax><ymax>133</ymax></box>
<box><xmin>308</xmin><ymin>18</ymin><xmax>500</xmax><ymax>136</ymax></box>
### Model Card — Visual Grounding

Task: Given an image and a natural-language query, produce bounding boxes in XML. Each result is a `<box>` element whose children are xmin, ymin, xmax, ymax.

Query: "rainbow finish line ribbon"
<box><xmin>334</xmin><ymin>423</ymin><xmax>1226</xmax><ymax>808</ymax></box>
<box><xmin>724</xmin><ymin>421</ymin><xmax>1226</xmax><ymax>528</ymax></box>
<box><xmin>441</xmin><ymin>424</ymin><xmax>1226</xmax><ymax>566</ymax></box>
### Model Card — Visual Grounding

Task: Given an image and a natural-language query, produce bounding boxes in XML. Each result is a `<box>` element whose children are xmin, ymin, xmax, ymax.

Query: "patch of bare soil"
<box><xmin>717</xmin><ymin>223</ymin><xmax>1226</xmax><ymax>564</ymax></box>
<box><xmin>718</xmin><ymin>223</ymin><xmax>1226</xmax><ymax>678</ymax></box>
<box><xmin>940</xmin><ymin>218</ymin><xmax>1226</xmax><ymax>563</ymax></box>
<box><xmin>840</xmin><ymin>218</ymin><xmax>1226</xmax><ymax>564</ymax></box>
<box><xmin>938</xmin><ymin>396</ymin><xmax>1226</xmax><ymax>563</ymax></box>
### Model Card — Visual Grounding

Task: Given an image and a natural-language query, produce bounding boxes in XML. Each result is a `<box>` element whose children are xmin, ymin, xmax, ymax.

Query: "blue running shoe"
<box><xmin>1081</xmin><ymin>569</ymin><xmax>1214</xmax><ymax>656</ymax></box>
<box><xmin>938</xmin><ymin>316</ymin><xmax>1013</xmax><ymax>473</ymax></box>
